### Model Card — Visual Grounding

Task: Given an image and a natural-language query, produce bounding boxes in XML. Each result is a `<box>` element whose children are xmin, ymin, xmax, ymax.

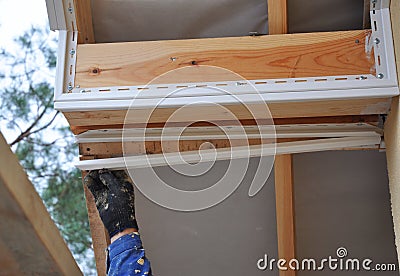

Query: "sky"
<box><xmin>0</xmin><ymin>0</ymin><xmax>61</xmax><ymax>144</ymax></box>
<box><xmin>0</xmin><ymin>0</ymin><xmax>53</xmax><ymax>45</ymax></box>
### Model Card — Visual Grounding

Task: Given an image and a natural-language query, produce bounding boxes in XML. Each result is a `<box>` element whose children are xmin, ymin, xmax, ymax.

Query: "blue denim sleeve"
<box><xmin>107</xmin><ymin>232</ymin><xmax>152</xmax><ymax>276</ymax></box>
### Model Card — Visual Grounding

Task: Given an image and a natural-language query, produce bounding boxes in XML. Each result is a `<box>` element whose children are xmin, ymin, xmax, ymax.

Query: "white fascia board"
<box><xmin>57</xmin><ymin>76</ymin><xmax>397</xmax><ymax>102</ymax></box>
<box><xmin>55</xmin><ymin>86</ymin><xmax>398</xmax><ymax>112</ymax></box>
<box><xmin>74</xmin><ymin>136</ymin><xmax>381</xmax><ymax>170</ymax></box>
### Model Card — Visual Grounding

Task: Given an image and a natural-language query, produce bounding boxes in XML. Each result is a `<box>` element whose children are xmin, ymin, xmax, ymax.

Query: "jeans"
<box><xmin>107</xmin><ymin>232</ymin><xmax>152</xmax><ymax>276</ymax></box>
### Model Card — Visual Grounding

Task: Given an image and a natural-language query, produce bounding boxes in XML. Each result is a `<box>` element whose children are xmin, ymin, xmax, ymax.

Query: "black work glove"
<box><xmin>84</xmin><ymin>169</ymin><xmax>138</xmax><ymax>238</ymax></box>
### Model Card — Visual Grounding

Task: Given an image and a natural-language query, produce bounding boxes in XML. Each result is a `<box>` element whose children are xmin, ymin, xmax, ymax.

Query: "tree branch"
<box><xmin>29</xmin><ymin>111</ymin><xmax>59</xmax><ymax>136</ymax></box>
<box><xmin>9</xmin><ymin>100</ymin><xmax>58</xmax><ymax>147</ymax></box>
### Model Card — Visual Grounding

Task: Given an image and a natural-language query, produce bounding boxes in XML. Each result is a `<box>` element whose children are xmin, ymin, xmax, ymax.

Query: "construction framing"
<box><xmin>45</xmin><ymin>0</ymin><xmax>400</xmax><ymax>275</ymax></box>
<box><xmin>51</xmin><ymin>1</ymin><xmax>397</xmax><ymax>115</ymax></box>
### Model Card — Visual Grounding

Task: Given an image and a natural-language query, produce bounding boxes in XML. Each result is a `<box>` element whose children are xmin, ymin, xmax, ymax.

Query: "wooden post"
<box><xmin>267</xmin><ymin>0</ymin><xmax>288</xmax><ymax>34</ymax></box>
<box><xmin>74</xmin><ymin>0</ymin><xmax>95</xmax><ymax>44</ymax></box>
<box><xmin>84</xmin><ymin>184</ymin><xmax>110</xmax><ymax>275</ymax></box>
<box><xmin>269</xmin><ymin>3</ymin><xmax>296</xmax><ymax>275</ymax></box>
<box><xmin>274</xmin><ymin>155</ymin><xmax>296</xmax><ymax>275</ymax></box>
<box><xmin>362</xmin><ymin>0</ymin><xmax>371</xmax><ymax>29</ymax></box>
<box><xmin>81</xmin><ymin>165</ymin><xmax>110</xmax><ymax>276</ymax></box>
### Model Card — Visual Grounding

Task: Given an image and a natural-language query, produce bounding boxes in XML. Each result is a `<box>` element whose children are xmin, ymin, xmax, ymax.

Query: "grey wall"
<box><xmin>92</xmin><ymin>0</ymin><xmax>365</xmax><ymax>43</ymax></box>
<box><xmin>92</xmin><ymin>0</ymin><xmax>268</xmax><ymax>43</ymax></box>
<box><xmin>135</xmin><ymin>151</ymin><xmax>397</xmax><ymax>275</ymax></box>
<box><xmin>288</xmin><ymin>0</ymin><xmax>364</xmax><ymax>33</ymax></box>
<box><xmin>294</xmin><ymin>151</ymin><xmax>398</xmax><ymax>276</ymax></box>
<box><xmin>135</xmin><ymin>158</ymin><xmax>279</xmax><ymax>276</ymax></box>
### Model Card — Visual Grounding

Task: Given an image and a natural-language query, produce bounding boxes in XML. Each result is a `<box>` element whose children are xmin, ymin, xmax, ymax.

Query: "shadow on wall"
<box><xmin>132</xmin><ymin>151</ymin><xmax>396</xmax><ymax>276</ymax></box>
<box><xmin>294</xmin><ymin>151</ymin><xmax>398</xmax><ymax>276</ymax></box>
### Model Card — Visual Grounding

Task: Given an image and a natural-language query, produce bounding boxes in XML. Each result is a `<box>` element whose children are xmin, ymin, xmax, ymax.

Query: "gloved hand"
<box><xmin>84</xmin><ymin>169</ymin><xmax>138</xmax><ymax>238</ymax></box>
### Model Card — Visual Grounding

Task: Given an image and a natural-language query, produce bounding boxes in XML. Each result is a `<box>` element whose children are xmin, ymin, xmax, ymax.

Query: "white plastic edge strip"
<box><xmin>55</xmin><ymin>87</ymin><xmax>398</xmax><ymax>112</ymax></box>
<box><xmin>75</xmin><ymin>136</ymin><xmax>381</xmax><ymax>170</ymax></box>
<box><xmin>76</xmin><ymin>123</ymin><xmax>382</xmax><ymax>143</ymax></box>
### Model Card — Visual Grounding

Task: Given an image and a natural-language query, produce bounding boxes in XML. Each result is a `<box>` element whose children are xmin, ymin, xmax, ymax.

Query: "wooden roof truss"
<box><xmin>44</xmin><ymin>1</ymin><xmax>400</xmax><ymax>275</ymax></box>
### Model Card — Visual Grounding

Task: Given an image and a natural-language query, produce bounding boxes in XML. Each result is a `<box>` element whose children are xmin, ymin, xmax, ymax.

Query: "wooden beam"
<box><xmin>79</xmin><ymin>138</ymin><xmax>329</xmax><ymax>157</ymax></box>
<box><xmin>81</xmin><ymin>169</ymin><xmax>109</xmax><ymax>276</ymax></box>
<box><xmin>75</xmin><ymin>30</ymin><xmax>374</xmax><ymax>88</ymax></box>
<box><xmin>63</xmin><ymin>98</ymin><xmax>391</xmax><ymax>129</ymax></box>
<box><xmin>363</xmin><ymin>0</ymin><xmax>371</xmax><ymax>29</ymax></box>
<box><xmin>69</xmin><ymin>115</ymin><xmax>380</xmax><ymax>135</ymax></box>
<box><xmin>268</xmin><ymin>0</ymin><xmax>288</xmax><ymax>34</ymax></box>
<box><xmin>269</xmin><ymin>9</ymin><xmax>295</xmax><ymax>273</ymax></box>
<box><xmin>385</xmin><ymin>0</ymin><xmax>400</xmax><ymax>268</ymax></box>
<box><xmin>74</xmin><ymin>0</ymin><xmax>95</xmax><ymax>44</ymax></box>
<box><xmin>79</xmin><ymin>138</ymin><xmax>378</xmax><ymax>158</ymax></box>
<box><xmin>274</xmin><ymin>154</ymin><xmax>296</xmax><ymax>276</ymax></box>
<box><xmin>0</xmin><ymin>133</ymin><xmax>82</xmax><ymax>275</ymax></box>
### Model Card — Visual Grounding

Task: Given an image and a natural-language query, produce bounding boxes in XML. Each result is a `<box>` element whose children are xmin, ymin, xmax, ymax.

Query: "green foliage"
<box><xmin>0</xmin><ymin>27</ymin><xmax>95</xmax><ymax>274</ymax></box>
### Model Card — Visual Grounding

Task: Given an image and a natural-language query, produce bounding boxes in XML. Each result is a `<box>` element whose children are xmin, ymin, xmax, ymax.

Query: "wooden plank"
<box><xmin>363</xmin><ymin>0</ymin><xmax>371</xmax><ymax>29</ymax></box>
<box><xmin>385</xmin><ymin>0</ymin><xmax>400</xmax><ymax>268</ymax></box>
<box><xmin>69</xmin><ymin>115</ymin><xmax>380</xmax><ymax>135</ymax></box>
<box><xmin>75</xmin><ymin>30</ymin><xmax>375</xmax><ymax>88</ymax></box>
<box><xmin>81</xmin><ymin>168</ymin><xmax>109</xmax><ymax>276</ymax></box>
<box><xmin>268</xmin><ymin>11</ymin><xmax>296</xmax><ymax>274</ymax></box>
<box><xmin>79</xmin><ymin>137</ymin><xmax>378</xmax><ymax>158</ymax></box>
<box><xmin>77</xmin><ymin>122</ymin><xmax>380</xmax><ymax>158</ymax></box>
<box><xmin>268</xmin><ymin>0</ymin><xmax>288</xmax><ymax>34</ymax></box>
<box><xmin>0</xmin><ymin>133</ymin><xmax>82</xmax><ymax>275</ymax></box>
<box><xmin>0</xmin><ymin>239</ymin><xmax>23</xmax><ymax>274</ymax></box>
<box><xmin>270</xmin><ymin>3</ymin><xmax>294</xmax><ymax>269</ymax></box>
<box><xmin>274</xmin><ymin>154</ymin><xmax>296</xmax><ymax>276</ymax></box>
<box><xmin>79</xmin><ymin>138</ymin><xmax>328</xmax><ymax>157</ymax></box>
<box><xmin>64</xmin><ymin>98</ymin><xmax>391</xmax><ymax>128</ymax></box>
<box><xmin>74</xmin><ymin>0</ymin><xmax>95</xmax><ymax>44</ymax></box>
